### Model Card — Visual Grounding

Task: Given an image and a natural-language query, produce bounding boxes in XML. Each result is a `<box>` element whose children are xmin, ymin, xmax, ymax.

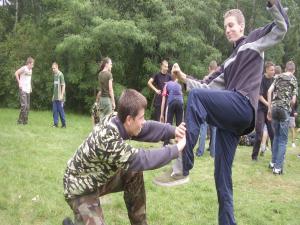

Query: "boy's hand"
<box><xmin>176</xmin><ymin>135</ymin><xmax>186</xmax><ymax>152</ymax></box>
<box><xmin>267</xmin><ymin>109</ymin><xmax>272</xmax><ymax>121</ymax></box>
<box><xmin>175</xmin><ymin>122</ymin><xmax>186</xmax><ymax>139</ymax></box>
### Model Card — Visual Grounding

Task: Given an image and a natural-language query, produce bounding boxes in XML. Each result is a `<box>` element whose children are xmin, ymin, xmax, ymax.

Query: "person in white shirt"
<box><xmin>15</xmin><ymin>57</ymin><xmax>34</xmax><ymax>125</ymax></box>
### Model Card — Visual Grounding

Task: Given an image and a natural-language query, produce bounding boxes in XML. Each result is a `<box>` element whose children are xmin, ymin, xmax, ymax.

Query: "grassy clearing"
<box><xmin>0</xmin><ymin>108</ymin><xmax>299</xmax><ymax>225</ymax></box>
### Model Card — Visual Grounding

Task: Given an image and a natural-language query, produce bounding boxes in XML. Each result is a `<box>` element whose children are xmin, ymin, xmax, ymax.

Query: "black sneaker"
<box><xmin>61</xmin><ymin>125</ymin><xmax>66</xmax><ymax>128</ymax></box>
<box><xmin>52</xmin><ymin>124</ymin><xmax>58</xmax><ymax>128</ymax></box>
<box><xmin>62</xmin><ymin>217</ymin><xmax>74</xmax><ymax>225</ymax></box>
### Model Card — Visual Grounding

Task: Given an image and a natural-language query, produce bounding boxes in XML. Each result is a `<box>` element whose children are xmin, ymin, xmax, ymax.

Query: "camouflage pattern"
<box><xmin>17</xmin><ymin>89</ymin><xmax>30</xmax><ymax>124</ymax></box>
<box><xmin>271</xmin><ymin>74</ymin><xmax>298</xmax><ymax>111</ymax></box>
<box><xmin>63</xmin><ymin>112</ymin><xmax>138</xmax><ymax>200</ymax></box>
<box><xmin>66</xmin><ymin>169</ymin><xmax>147</xmax><ymax>225</ymax></box>
<box><xmin>239</xmin><ymin>131</ymin><xmax>255</xmax><ymax>146</ymax></box>
<box><xmin>91</xmin><ymin>102</ymin><xmax>101</xmax><ymax>124</ymax></box>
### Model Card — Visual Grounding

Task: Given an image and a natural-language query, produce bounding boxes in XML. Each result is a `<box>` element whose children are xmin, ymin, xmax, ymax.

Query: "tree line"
<box><xmin>0</xmin><ymin>0</ymin><xmax>299</xmax><ymax>114</ymax></box>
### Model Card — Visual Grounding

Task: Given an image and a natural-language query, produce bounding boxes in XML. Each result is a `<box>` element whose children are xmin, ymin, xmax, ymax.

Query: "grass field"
<box><xmin>0</xmin><ymin>108</ymin><xmax>299</xmax><ymax>225</ymax></box>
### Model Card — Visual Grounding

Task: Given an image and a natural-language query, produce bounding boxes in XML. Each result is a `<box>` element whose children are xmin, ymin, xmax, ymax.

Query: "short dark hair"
<box><xmin>117</xmin><ymin>89</ymin><xmax>147</xmax><ymax>123</ymax></box>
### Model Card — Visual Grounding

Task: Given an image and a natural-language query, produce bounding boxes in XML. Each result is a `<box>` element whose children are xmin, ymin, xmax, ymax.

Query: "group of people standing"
<box><xmin>15</xmin><ymin>59</ymin><xmax>66</xmax><ymax>128</ymax></box>
<box><xmin>14</xmin><ymin>1</ymin><xmax>298</xmax><ymax>225</ymax></box>
<box><xmin>251</xmin><ymin>60</ymin><xmax>298</xmax><ymax>174</ymax></box>
<box><xmin>62</xmin><ymin>1</ymin><xmax>294</xmax><ymax>225</ymax></box>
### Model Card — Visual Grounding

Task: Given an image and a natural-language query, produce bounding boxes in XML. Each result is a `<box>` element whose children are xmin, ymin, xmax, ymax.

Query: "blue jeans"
<box><xmin>271</xmin><ymin>107</ymin><xmax>289</xmax><ymax>170</ymax></box>
<box><xmin>53</xmin><ymin>100</ymin><xmax>66</xmax><ymax>126</ymax></box>
<box><xmin>197</xmin><ymin>123</ymin><xmax>216</xmax><ymax>157</ymax></box>
<box><xmin>183</xmin><ymin>89</ymin><xmax>254</xmax><ymax>225</ymax></box>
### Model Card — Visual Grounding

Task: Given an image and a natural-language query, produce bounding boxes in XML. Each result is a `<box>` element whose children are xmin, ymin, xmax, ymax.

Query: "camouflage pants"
<box><xmin>66</xmin><ymin>170</ymin><xmax>147</xmax><ymax>225</ymax></box>
<box><xmin>18</xmin><ymin>89</ymin><xmax>30</xmax><ymax>124</ymax></box>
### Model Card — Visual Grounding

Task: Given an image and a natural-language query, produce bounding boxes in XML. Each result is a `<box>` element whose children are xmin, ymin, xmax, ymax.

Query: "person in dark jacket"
<box><xmin>154</xmin><ymin>1</ymin><xmax>289</xmax><ymax>224</ymax></box>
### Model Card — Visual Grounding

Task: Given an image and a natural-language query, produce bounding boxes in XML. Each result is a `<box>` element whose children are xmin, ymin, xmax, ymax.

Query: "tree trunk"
<box><xmin>14</xmin><ymin>0</ymin><xmax>19</xmax><ymax>32</ymax></box>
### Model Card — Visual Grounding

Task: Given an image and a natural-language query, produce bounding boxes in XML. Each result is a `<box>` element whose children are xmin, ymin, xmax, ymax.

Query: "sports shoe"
<box><xmin>62</xmin><ymin>217</ymin><xmax>74</xmax><ymax>225</ymax></box>
<box><xmin>297</xmin><ymin>154</ymin><xmax>300</xmax><ymax>158</ymax></box>
<box><xmin>52</xmin><ymin>124</ymin><xmax>58</xmax><ymax>128</ymax></box>
<box><xmin>153</xmin><ymin>169</ymin><xmax>189</xmax><ymax>187</ymax></box>
<box><xmin>273</xmin><ymin>168</ymin><xmax>283</xmax><ymax>175</ymax></box>
<box><xmin>292</xmin><ymin>143</ymin><xmax>296</xmax><ymax>148</ymax></box>
<box><xmin>61</xmin><ymin>125</ymin><xmax>67</xmax><ymax>128</ymax></box>
<box><xmin>260</xmin><ymin>149</ymin><xmax>265</xmax><ymax>156</ymax></box>
<box><xmin>268</xmin><ymin>162</ymin><xmax>274</xmax><ymax>169</ymax></box>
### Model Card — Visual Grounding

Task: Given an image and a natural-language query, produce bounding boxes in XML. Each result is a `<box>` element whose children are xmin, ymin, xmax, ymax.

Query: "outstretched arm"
<box><xmin>172</xmin><ymin>63</ymin><xmax>225</xmax><ymax>91</ymax></box>
<box><xmin>252</xmin><ymin>0</ymin><xmax>289</xmax><ymax>52</ymax></box>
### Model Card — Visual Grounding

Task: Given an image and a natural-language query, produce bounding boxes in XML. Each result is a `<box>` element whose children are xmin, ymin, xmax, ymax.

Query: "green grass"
<box><xmin>0</xmin><ymin>108</ymin><xmax>299</xmax><ymax>225</ymax></box>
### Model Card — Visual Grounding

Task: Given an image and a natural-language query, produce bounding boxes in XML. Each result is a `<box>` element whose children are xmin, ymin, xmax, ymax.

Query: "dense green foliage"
<box><xmin>0</xmin><ymin>0</ymin><xmax>300</xmax><ymax>113</ymax></box>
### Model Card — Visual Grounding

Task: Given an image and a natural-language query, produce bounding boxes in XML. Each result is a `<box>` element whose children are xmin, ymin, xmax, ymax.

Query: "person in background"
<box><xmin>52</xmin><ymin>62</ymin><xmax>66</xmax><ymax>128</ymax></box>
<box><xmin>148</xmin><ymin>60</ymin><xmax>172</xmax><ymax>121</ymax></box>
<box><xmin>15</xmin><ymin>57</ymin><xmax>34</xmax><ymax>125</ymax></box>
<box><xmin>196</xmin><ymin>60</ymin><xmax>218</xmax><ymax>158</ymax></box>
<box><xmin>267</xmin><ymin>61</ymin><xmax>298</xmax><ymax>174</ymax></box>
<box><xmin>160</xmin><ymin>71</ymin><xmax>184</xmax><ymax>145</ymax></box>
<box><xmin>251</xmin><ymin>61</ymin><xmax>275</xmax><ymax>160</ymax></box>
<box><xmin>98</xmin><ymin>57</ymin><xmax>116</xmax><ymax>117</ymax></box>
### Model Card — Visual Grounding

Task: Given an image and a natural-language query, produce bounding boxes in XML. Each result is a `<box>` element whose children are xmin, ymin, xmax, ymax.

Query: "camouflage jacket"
<box><xmin>271</xmin><ymin>74</ymin><xmax>298</xmax><ymax>112</ymax></box>
<box><xmin>91</xmin><ymin>102</ymin><xmax>101</xmax><ymax>124</ymax></box>
<box><xmin>63</xmin><ymin>113</ymin><xmax>179</xmax><ymax>200</ymax></box>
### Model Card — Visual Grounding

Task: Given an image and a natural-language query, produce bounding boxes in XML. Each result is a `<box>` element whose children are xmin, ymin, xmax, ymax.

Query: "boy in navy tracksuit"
<box><xmin>155</xmin><ymin>1</ymin><xmax>289</xmax><ymax>224</ymax></box>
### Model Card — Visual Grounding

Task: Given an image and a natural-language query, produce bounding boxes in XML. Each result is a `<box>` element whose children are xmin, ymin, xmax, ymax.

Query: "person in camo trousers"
<box><xmin>15</xmin><ymin>57</ymin><xmax>34</xmax><ymax>125</ymax></box>
<box><xmin>62</xmin><ymin>89</ymin><xmax>186</xmax><ymax>225</ymax></box>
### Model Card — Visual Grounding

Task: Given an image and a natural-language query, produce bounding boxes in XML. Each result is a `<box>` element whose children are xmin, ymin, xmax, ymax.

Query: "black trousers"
<box><xmin>251</xmin><ymin>109</ymin><xmax>274</xmax><ymax>159</ymax></box>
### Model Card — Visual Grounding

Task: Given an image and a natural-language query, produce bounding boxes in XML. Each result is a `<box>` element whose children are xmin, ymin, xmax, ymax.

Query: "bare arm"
<box><xmin>108</xmin><ymin>79</ymin><xmax>116</xmax><ymax>110</ymax></box>
<box><xmin>172</xmin><ymin>63</ymin><xmax>225</xmax><ymax>91</ymax></box>
<box><xmin>60</xmin><ymin>84</ymin><xmax>65</xmax><ymax>101</ymax></box>
<box><xmin>15</xmin><ymin>67</ymin><xmax>23</xmax><ymax>89</ymax></box>
<box><xmin>267</xmin><ymin>84</ymin><xmax>275</xmax><ymax>120</ymax></box>
<box><xmin>147</xmin><ymin>77</ymin><xmax>161</xmax><ymax>94</ymax></box>
<box><xmin>259</xmin><ymin>95</ymin><xmax>269</xmax><ymax>107</ymax></box>
<box><xmin>160</xmin><ymin>95</ymin><xmax>166</xmax><ymax>122</ymax></box>
<box><xmin>291</xmin><ymin>95</ymin><xmax>297</xmax><ymax>106</ymax></box>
